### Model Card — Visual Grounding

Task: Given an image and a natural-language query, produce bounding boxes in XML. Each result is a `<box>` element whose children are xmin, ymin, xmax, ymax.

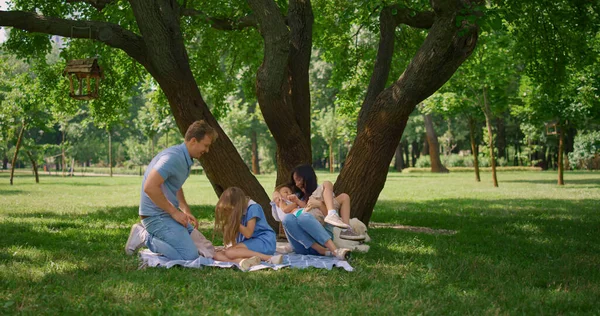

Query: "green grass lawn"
<box><xmin>1</xmin><ymin>170</ymin><xmax>599</xmax><ymax>314</ymax></box>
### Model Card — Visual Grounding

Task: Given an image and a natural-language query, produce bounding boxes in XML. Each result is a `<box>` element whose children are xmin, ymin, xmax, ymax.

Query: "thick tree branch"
<box><xmin>358</xmin><ymin>6</ymin><xmax>434</xmax><ymax>130</ymax></box>
<box><xmin>0</xmin><ymin>10</ymin><xmax>147</xmax><ymax>63</ymax></box>
<box><xmin>181</xmin><ymin>8</ymin><xmax>257</xmax><ymax>30</ymax></box>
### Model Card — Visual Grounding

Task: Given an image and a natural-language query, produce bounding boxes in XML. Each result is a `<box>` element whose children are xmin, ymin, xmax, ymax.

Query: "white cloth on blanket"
<box><xmin>270</xmin><ymin>201</ymin><xmax>286</xmax><ymax>222</ymax></box>
<box><xmin>138</xmin><ymin>249</ymin><xmax>353</xmax><ymax>272</ymax></box>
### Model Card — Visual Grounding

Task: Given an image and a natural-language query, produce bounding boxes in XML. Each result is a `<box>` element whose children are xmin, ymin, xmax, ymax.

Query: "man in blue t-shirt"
<box><xmin>125</xmin><ymin>120</ymin><xmax>218</xmax><ymax>260</ymax></box>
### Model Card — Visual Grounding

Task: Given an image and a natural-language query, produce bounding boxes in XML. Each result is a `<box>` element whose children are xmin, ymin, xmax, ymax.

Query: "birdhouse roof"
<box><xmin>63</xmin><ymin>58</ymin><xmax>103</xmax><ymax>77</ymax></box>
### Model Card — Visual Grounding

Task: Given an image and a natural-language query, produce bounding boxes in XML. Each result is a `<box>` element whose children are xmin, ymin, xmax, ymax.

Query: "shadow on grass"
<box><xmin>0</xmin><ymin>189</ymin><xmax>24</xmax><ymax>195</ymax></box>
<box><xmin>1</xmin><ymin>198</ymin><xmax>599</xmax><ymax>314</ymax></box>
<box><xmin>502</xmin><ymin>177</ymin><xmax>600</xmax><ymax>186</ymax></box>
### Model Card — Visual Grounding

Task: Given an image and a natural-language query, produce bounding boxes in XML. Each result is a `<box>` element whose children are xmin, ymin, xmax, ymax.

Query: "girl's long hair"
<box><xmin>290</xmin><ymin>164</ymin><xmax>318</xmax><ymax>200</ymax></box>
<box><xmin>214</xmin><ymin>187</ymin><xmax>247</xmax><ymax>246</ymax></box>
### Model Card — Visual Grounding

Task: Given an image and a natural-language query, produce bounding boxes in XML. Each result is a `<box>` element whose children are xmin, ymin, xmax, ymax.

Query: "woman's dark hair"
<box><xmin>290</xmin><ymin>164</ymin><xmax>318</xmax><ymax>200</ymax></box>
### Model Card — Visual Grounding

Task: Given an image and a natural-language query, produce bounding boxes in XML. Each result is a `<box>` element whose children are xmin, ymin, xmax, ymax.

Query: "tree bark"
<box><xmin>335</xmin><ymin>1</ymin><xmax>481</xmax><ymax>224</ymax></box>
<box><xmin>25</xmin><ymin>150</ymin><xmax>39</xmax><ymax>183</ymax></box>
<box><xmin>558</xmin><ymin>125</ymin><xmax>564</xmax><ymax>185</ymax></box>
<box><xmin>10</xmin><ymin>123</ymin><xmax>26</xmax><ymax>185</ymax></box>
<box><xmin>2</xmin><ymin>156</ymin><xmax>8</xmax><ymax>170</ymax></box>
<box><xmin>468</xmin><ymin>116</ymin><xmax>481</xmax><ymax>182</ymax></box>
<box><xmin>424</xmin><ymin>114</ymin><xmax>449</xmax><ymax>173</ymax></box>
<box><xmin>128</xmin><ymin>0</ymin><xmax>276</xmax><ymax>229</ymax></box>
<box><xmin>482</xmin><ymin>86</ymin><xmax>498</xmax><ymax>187</ymax></box>
<box><xmin>248</xmin><ymin>0</ymin><xmax>313</xmax><ymax>186</ymax></box>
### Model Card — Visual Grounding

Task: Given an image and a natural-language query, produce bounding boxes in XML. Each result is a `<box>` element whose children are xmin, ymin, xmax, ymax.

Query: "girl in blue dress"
<box><xmin>213</xmin><ymin>187</ymin><xmax>283</xmax><ymax>271</ymax></box>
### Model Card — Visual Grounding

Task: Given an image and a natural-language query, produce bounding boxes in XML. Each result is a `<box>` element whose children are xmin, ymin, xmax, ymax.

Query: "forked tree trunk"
<box><xmin>482</xmin><ymin>86</ymin><xmax>498</xmax><ymax>187</ymax></box>
<box><xmin>335</xmin><ymin>1</ymin><xmax>481</xmax><ymax>224</ymax></box>
<box><xmin>9</xmin><ymin>122</ymin><xmax>26</xmax><ymax>185</ymax></box>
<box><xmin>25</xmin><ymin>150</ymin><xmax>39</xmax><ymax>183</ymax></box>
<box><xmin>468</xmin><ymin>117</ymin><xmax>481</xmax><ymax>182</ymax></box>
<box><xmin>424</xmin><ymin>114</ymin><xmax>449</xmax><ymax>173</ymax></box>
<box><xmin>558</xmin><ymin>126</ymin><xmax>564</xmax><ymax>185</ymax></box>
<box><xmin>249</xmin><ymin>0</ymin><xmax>313</xmax><ymax>186</ymax></box>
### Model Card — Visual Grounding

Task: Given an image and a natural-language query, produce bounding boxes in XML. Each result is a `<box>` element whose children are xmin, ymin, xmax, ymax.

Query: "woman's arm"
<box><xmin>239</xmin><ymin>218</ymin><xmax>256</xmax><ymax>239</ymax></box>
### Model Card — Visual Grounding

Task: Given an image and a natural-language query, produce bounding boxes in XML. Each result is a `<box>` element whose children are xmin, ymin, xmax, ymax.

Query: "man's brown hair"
<box><xmin>185</xmin><ymin>120</ymin><xmax>218</xmax><ymax>142</ymax></box>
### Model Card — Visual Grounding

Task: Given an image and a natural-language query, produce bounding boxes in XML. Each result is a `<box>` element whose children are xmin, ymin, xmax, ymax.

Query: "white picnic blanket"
<box><xmin>138</xmin><ymin>249</ymin><xmax>354</xmax><ymax>272</ymax></box>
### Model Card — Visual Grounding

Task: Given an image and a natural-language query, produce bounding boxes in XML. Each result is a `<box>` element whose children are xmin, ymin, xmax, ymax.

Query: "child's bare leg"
<box><xmin>224</xmin><ymin>244</ymin><xmax>273</xmax><ymax>262</ymax></box>
<box><xmin>323</xmin><ymin>240</ymin><xmax>338</xmax><ymax>253</ymax></box>
<box><xmin>310</xmin><ymin>242</ymin><xmax>329</xmax><ymax>255</ymax></box>
<box><xmin>322</xmin><ymin>182</ymin><xmax>350</xmax><ymax>228</ymax></box>
<box><xmin>213</xmin><ymin>250</ymin><xmax>243</xmax><ymax>264</ymax></box>
<box><xmin>335</xmin><ymin>193</ymin><xmax>351</xmax><ymax>225</ymax></box>
<box><xmin>322</xmin><ymin>181</ymin><xmax>336</xmax><ymax>210</ymax></box>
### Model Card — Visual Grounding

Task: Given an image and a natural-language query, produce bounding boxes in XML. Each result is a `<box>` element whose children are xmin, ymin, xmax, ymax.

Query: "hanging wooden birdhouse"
<box><xmin>62</xmin><ymin>58</ymin><xmax>103</xmax><ymax>101</ymax></box>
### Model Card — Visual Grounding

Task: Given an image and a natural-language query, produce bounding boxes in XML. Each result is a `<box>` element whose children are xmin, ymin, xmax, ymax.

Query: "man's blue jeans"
<box><xmin>142</xmin><ymin>213</ymin><xmax>199</xmax><ymax>260</ymax></box>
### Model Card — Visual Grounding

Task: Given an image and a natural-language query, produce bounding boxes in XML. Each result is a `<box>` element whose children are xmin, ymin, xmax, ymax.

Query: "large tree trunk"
<box><xmin>10</xmin><ymin>122</ymin><xmax>26</xmax><ymax>185</ymax></box>
<box><xmin>423</xmin><ymin>114</ymin><xmax>449</xmax><ymax>173</ymax></box>
<box><xmin>25</xmin><ymin>150</ymin><xmax>39</xmax><ymax>183</ymax></box>
<box><xmin>482</xmin><ymin>86</ymin><xmax>498</xmax><ymax>187</ymax></box>
<box><xmin>127</xmin><ymin>0</ymin><xmax>277</xmax><ymax>228</ymax></box>
<box><xmin>2</xmin><ymin>156</ymin><xmax>8</xmax><ymax>170</ymax></box>
<box><xmin>249</xmin><ymin>0</ymin><xmax>313</xmax><ymax>186</ymax></box>
<box><xmin>468</xmin><ymin>117</ymin><xmax>481</xmax><ymax>182</ymax></box>
<box><xmin>335</xmin><ymin>1</ymin><xmax>481</xmax><ymax>224</ymax></box>
<box><xmin>329</xmin><ymin>141</ymin><xmax>334</xmax><ymax>173</ymax></box>
<box><xmin>558</xmin><ymin>126</ymin><xmax>564</xmax><ymax>185</ymax></box>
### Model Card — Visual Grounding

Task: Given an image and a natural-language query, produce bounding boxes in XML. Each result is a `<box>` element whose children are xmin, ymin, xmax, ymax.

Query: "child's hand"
<box><xmin>287</xmin><ymin>195</ymin><xmax>299</xmax><ymax>203</ymax></box>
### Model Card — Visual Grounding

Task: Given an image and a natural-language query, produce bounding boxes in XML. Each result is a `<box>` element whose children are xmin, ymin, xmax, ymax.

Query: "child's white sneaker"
<box><xmin>239</xmin><ymin>256</ymin><xmax>261</xmax><ymax>271</ymax></box>
<box><xmin>324</xmin><ymin>213</ymin><xmax>350</xmax><ymax>228</ymax></box>
<box><xmin>333</xmin><ymin>248</ymin><xmax>350</xmax><ymax>260</ymax></box>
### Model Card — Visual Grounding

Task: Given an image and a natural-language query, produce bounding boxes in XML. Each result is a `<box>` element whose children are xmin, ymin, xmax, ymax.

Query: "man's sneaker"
<box><xmin>268</xmin><ymin>254</ymin><xmax>283</xmax><ymax>265</ymax></box>
<box><xmin>125</xmin><ymin>223</ymin><xmax>147</xmax><ymax>255</ymax></box>
<box><xmin>239</xmin><ymin>256</ymin><xmax>261</xmax><ymax>271</ymax></box>
<box><xmin>339</xmin><ymin>229</ymin><xmax>366</xmax><ymax>241</ymax></box>
<box><xmin>324</xmin><ymin>213</ymin><xmax>350</xmax><ymax>228</ymax></box>
<box><xmin>333</xmin><ymin>248</ymin><xmax>351</xmax><ymax>260</ymax></box>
